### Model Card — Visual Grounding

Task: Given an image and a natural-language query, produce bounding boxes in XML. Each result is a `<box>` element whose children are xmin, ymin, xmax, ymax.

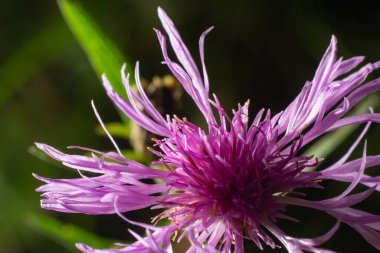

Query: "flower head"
<box><xmin>35</xmin><ymin>7</ymin><xmax>380</xmax><ymax>253</ymax></box>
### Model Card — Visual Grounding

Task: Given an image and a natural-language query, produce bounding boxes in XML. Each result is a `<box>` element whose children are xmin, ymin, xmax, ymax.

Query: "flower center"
<box><xmin>155</xmin><ymin>116</ymin><xmax>319</xmax><ymax>229</ymax></box>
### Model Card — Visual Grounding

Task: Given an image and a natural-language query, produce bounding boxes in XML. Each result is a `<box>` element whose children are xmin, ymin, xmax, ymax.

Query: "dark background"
<box><xmin>1</xmin><ymin>0</ymin><xmax>380</xmax><ymax>252</ymax></box>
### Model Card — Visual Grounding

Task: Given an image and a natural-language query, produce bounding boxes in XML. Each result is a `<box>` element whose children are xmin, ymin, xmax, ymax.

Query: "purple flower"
<box><xmin>35</xmin><ymin>7</ymin><xmax>380</xmax><ymax>253</ymax></box>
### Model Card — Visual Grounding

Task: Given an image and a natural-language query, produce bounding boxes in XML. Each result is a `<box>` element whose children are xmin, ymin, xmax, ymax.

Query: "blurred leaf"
<box><xmin>27</xmin><ymin>213</ymin><xmax>114</xmax><ymax>252</ymax></box>
<box><xmin>122</xmin><ymin>150</ymin><xmax>150</xmax><ymax>164</ymax></box>
<box><xmin>58</xmin><ymin>0</ymin><xmax>131</xmax><ymax>97</ymax></box>
<box><xmin>302</xmin><ymin>94</ymin><xmax>379</xmax><ymax>167</ymax></box>
<box><xmin>96</xmin><ymin>122</ymin><xmax>130</xmax><ymax>139</ymax></box>
<box><xmin>95</xmin><ymin>122</ymin><xmax>154</xmax><ymax>164</ymax></box>
<box><xmin>0</xmin><ymin>20</ymin><xmax>69</xmax><ymax>106</ymax></box>
<box><xmin>28</xmin><ymin>146</ymin><xmax>66</xmax><ymax>169</ymax></box>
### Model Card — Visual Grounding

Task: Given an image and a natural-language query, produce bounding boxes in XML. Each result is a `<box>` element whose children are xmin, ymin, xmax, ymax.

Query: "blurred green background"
<box><xmin>1</xmin><ymin>0</ymin><xmax>380</xmax><ymax>252</ymax></box>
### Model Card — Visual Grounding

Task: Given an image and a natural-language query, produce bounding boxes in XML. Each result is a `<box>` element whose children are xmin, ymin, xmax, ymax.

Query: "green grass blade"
<box><xmin>26</xmin><ymin>213</ymin><xmax>115</xmax><ymax>252</ymax></box>
<box><xmin>58</xmin><ymin>0</ymin><xmax>131</xmax><ymax>97</ymax></box>
<box><xmin>302</xmin><ymin>94</ymin><xmax>379</xmax><ymax>167</ymax></box>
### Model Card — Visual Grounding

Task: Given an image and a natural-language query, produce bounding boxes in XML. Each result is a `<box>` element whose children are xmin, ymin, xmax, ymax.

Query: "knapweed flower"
<box><xmin>35</xmin><ymin>7</ymin><xmax>380</xmax><ymax>253</ymax></box>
